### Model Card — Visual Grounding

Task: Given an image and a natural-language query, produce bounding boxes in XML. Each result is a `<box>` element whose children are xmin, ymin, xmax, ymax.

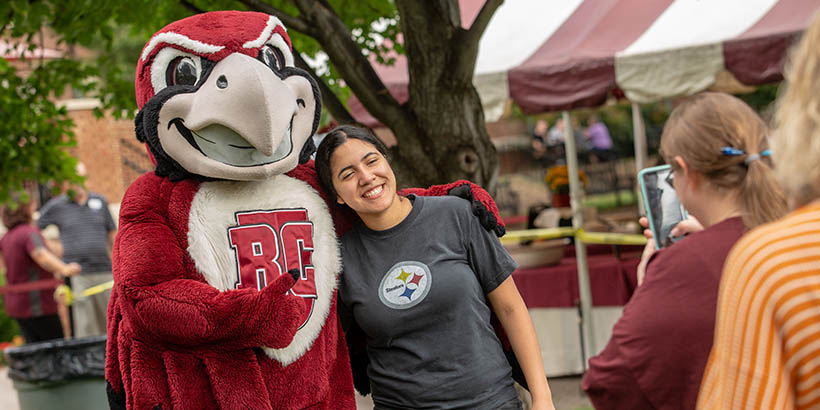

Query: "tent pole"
<box><xmin>632</xmin><ymin>102</ymin><xmax>648</xmax><ymax>214</ymax></box>
<box><xmin>562</xmin><ymin>110</ymin><xmax>595</xmax><ymax>370</ymax></box>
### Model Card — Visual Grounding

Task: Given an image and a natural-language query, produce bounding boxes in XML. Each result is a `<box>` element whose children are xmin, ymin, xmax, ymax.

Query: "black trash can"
<box><xmin>4</xmin><ymin>335</ymin><xmax>108</xmax><ymax>410</ymax></box>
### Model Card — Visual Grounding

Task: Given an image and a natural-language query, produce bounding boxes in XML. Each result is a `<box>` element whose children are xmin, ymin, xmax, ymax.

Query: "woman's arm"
<box><xmin>30</xmin><ymin>247</ymin><xmax>81</xmax><ymax>278</ymax></box>
<box><xmin>488</xmin><ymin>276</ymin><xmax>555</xmax><ymax>410</ymax></box>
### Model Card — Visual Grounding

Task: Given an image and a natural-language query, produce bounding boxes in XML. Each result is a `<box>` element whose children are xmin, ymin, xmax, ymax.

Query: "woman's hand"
<box><xmin>639</xmin><ymin>216</ymin><xmax>703</xmax><ymax>240</ymax></box>
<box><xmin>637</xmin><ymin>239</ymin><xmax>655</xmax><ymax>286</ymax></box>
<box><xmin>636</xmin><ymin>216</ymin><xmax>703</xmax><ymax>285</ymax></box>
<box><xmin>59</xmin><ymin>262</ymin><xmax>82</xmax><ymax>278</ymax></box>
<box><xmin>670</xmin><ymin>218</ymin><xmax>704</xmax><ymax>237</ymax></box>
<box><xmin>531</xmin><ymin>399</ymin><xmax>557</xmax><ymax>410</ymax></box>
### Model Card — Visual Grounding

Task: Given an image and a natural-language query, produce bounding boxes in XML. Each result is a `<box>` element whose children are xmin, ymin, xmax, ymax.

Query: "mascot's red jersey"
<box><xmin>105</xmin><ymin>11</ymin><xmax>504</xmax><ymax>410</ymax></box>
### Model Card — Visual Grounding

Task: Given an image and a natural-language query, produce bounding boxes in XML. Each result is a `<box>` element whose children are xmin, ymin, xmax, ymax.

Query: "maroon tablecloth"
<box><xmin>513</xmin><ymin>250</ymin><xmax>640</xmax><ymax>308</ymax></box>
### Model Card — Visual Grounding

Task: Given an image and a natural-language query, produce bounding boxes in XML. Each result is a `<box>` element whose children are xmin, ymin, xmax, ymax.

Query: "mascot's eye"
<box><xmin>259</xmin><ymin>45</ymin><xmax>286</xmax><ymax>73</ymax></box>
<box><xmin>166</xmin><ymin>57</ymin><xmax>199</xmax><ymax>86</ymax></box>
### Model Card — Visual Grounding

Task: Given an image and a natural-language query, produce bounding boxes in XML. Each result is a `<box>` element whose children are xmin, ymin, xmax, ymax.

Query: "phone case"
<box><xmin>638</xmin><ymin>165</ymin><xmax>687</xmax><ymax>249</ymax></box>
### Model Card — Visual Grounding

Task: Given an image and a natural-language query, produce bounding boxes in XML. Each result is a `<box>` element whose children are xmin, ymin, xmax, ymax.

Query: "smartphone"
<box><xmin>638</xmin><ymin>165</ymin><xmax>688</xmax><ymax>249</ymax></box>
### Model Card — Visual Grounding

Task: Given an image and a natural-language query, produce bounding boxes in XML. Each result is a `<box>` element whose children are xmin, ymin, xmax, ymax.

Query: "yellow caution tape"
<box><xmin>54</xmin><ymin>284</ymin><xmax>73</xmax><ymax>305</ymax></box>
<box><xmin>500</xmin><ymin>227</ymin><xmax>575</xmax><ymax>243</ymax></box>
<box><xmin>501</xmin><ymin>227</ymin><xmax>647</xmax><ymax>246</ymax></box>
<box><xmin>82</xmin><ymin>280</ymin><xmax>114</xmax><ymax>297</ymax></box>
<box><xmin>576</xmin><ymin>229</ymin><xmax>647</xmax><ymax>246</ymax></box>
<box><xmin>52</xmin><ymin>280</ymin><xmax>114</xmax><ymax>306</ymax></box>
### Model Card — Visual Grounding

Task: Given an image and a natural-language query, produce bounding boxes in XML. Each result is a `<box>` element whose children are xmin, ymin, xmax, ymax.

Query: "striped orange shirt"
<box><xmin>698</xmin><ymin>200</ymin><xmax>820</xmax><ymax>410</ymax></box>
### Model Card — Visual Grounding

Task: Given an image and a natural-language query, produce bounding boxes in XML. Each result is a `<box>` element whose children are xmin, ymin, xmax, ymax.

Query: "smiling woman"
<box><xmin>314</xmin><ymin>125</ymin><xmax>556</xmax><ymax>410</ymax></box>
<box><xmin>316</xmin><ymin>127</ymin><xmax>409</xmax><ymax>230</ymax></box>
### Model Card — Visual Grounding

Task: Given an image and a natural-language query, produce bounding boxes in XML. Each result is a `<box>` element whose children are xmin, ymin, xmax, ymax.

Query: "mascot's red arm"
<box><xmin>115</xmin><ymin>174</ymin><xmax>303</xmax><ymax>350</ymax></box>
<box><xmin>402</xmin><ymin>180</ymin><xmax>506</xmax><ymax>236</ymax></box>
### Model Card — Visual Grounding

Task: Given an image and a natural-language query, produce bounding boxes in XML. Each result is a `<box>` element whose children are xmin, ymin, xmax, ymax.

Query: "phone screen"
<box><xmin>638</xmin><ymin>165</ymin><xmax>688</xmax><ymax>249</ymax></box>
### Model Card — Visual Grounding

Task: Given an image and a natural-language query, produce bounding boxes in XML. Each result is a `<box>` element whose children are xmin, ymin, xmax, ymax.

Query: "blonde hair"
<box><xmin>660</xmin><ymin>92</ymin><xmax>787</xmax><ymax>228</ymax></box>
<box><xmin>772</xmin><ymin>11</ymin><xmax>820</xmax><ymax>207</ymax></box>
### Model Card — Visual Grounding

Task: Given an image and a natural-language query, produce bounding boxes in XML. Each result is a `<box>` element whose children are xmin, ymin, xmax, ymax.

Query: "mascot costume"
<box><xmin>105</xmin><ymin>10</ymin><xmax>506</xmax><ymax>410</ymax></box>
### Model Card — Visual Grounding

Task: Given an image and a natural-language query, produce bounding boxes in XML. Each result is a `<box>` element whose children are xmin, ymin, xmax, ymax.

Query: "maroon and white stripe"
<box><xmin>349</xmin><ymin>0</ymin><xmax>820</xmax><ymax>126</ymax></box>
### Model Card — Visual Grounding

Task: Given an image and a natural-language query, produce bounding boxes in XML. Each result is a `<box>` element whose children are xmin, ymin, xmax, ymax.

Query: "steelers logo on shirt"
<box><xmin>378</xmin><ymin>261</ymin><xmax>431</xmax><ymax>310</ymax></box>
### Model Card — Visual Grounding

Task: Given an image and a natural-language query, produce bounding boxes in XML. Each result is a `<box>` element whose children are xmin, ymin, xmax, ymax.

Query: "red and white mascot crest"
<box><xmin>106</xmin><ymin>10</ymin><xmax>502</xmax><ymax>410</ymax></box>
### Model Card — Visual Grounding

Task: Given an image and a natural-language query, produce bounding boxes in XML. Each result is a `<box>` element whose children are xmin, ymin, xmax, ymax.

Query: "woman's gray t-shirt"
<box><xmin>339</xmin><ymin>195</ymin><xmax>519</xmax><ymax>410</ymax></box>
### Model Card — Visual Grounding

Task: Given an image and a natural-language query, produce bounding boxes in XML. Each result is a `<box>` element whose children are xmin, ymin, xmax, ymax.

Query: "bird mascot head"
<box><xmin>133</xmin><ymin>11</ymin><xmax>321</xmax><ymax>182</ymax></box>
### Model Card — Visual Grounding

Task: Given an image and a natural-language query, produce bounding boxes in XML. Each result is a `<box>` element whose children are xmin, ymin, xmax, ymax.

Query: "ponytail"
<box><xmin>739</xmin><ymin>157</ymin><xmax>787</xmax><ymax>228</ymax></box>
<box><xmin>661</xmin><ymin>92</ymin><xmax>788</xmax><ymax>229</ymax></box>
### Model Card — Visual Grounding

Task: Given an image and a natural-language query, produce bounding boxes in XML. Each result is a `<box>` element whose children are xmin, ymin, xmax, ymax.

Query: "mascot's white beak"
<box><xmin>156</xmin><ymin>52</ymin><xmax>317</xmax><ymax>180</ymax></box>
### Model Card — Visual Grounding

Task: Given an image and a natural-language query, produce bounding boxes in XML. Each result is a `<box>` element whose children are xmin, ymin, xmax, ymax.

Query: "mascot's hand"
<box><xmin>256</xmin><ymin>269</ymin><xmax>305</xmax><ymax>349</ymax></box>
<box><xmin>448</xmin><ymin>183</ymin><xmax>506</xmax><ymax>237</ymax></box>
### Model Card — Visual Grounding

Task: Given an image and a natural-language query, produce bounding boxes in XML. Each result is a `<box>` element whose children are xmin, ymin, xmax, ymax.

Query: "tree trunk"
<box><xmin>389</xmin><ymin>83</ymin><xmax>499</xmax><ymax>192</ymax></box>
<box><xmin>281</xmin><ymin>0</ymin><xmax>501</xmax><ymax>190</ymax></box>
<box><xmin>390</xmin><ymin>0</ymin><xmax>499</xmax><ymax>191</ymax></box>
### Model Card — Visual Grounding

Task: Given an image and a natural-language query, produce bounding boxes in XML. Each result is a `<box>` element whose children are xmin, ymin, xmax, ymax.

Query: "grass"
<box><xmin>582</xmin><ymin>190</ymin><xmax>637</xmax><ymax>212</ymax></box>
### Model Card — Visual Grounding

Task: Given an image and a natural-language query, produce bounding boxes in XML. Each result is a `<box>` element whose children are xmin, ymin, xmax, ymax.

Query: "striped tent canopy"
<box><xmin>349</xmin><ymin>0</ymin><xmax>820</xmax><ymax>127</ymax></box>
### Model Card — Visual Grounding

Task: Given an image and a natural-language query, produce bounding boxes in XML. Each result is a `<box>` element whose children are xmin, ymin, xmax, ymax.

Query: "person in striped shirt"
<box><xmin>37</xmin><ymin>162</ymin><xmax>117</xmax><ymax>338</ymax></box>
<box><xmin>697</xmin><ymin>11</ymin><xmax>820</xmax><ymax>410</ymax></box>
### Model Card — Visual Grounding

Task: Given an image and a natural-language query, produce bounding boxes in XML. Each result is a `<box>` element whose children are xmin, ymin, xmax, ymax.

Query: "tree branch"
<box><xmin>0</xmin><ymin>8</ymin><xmax>13</xmax><ymax>35</ymax></box>
<box><xmin>448</xmin><ymin>0</ymin><xmax>502</xmax><ymax>83</ymax></box>
<box><xmin>179</xmin><ymin>0</ymin><xmax>205</xmax><ymax>14</ymax></box>
<box><xmin>289</xmin><ymin>0</ymin><xmax>411</xmax><ymax>132</ymax></box>
<box><xmin>239</xmin><ymin>0</ymin><xmax>315</xmax><ymax>35</ymax></box>
<box><xmin>291</xmin><ymin>47</ymin><xmax>355</xmax><ymax>124</ymax></box>
<box><xmin>463</xmin><ymin>0</ymin><xmax>502</xmax><ymax>46</ymax></box>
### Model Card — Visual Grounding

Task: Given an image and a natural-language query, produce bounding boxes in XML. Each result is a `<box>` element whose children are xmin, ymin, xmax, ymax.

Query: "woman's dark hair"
<box><xmin>315</xmin><ymin>124</ymin><xmax>389</xmax><ymax>202</ymax></box>
<box><xmin>2</xmin><ymin>194</ymin><xmax>33</xmax><ymax>230</ymax></box>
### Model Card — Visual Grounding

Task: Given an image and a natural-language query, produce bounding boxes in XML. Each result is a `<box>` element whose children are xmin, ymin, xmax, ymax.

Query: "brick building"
<box><xmin>4</xmin><ymin>31</ymin><xmax>152</xmax><ymax>209</ymax></box>
<box><xmin>62</xmin><ymin>99</ymin><xmax>152</xmax><ymax>207</ymax></box>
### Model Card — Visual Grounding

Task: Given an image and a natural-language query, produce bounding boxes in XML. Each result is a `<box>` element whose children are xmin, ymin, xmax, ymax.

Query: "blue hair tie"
<box><xmin>722</xmin><ymin>147</ymin><xmax>770</xmax><ymax>165</ymax></box>
<box><xmin>721</xmin><ymin>147</ymin><xmax>745</xmax><ymax>156</ymax></box>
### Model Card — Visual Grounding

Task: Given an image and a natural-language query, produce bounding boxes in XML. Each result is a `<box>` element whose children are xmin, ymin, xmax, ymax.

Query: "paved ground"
<box><xmin>1</xmin><ymin>366</ymin><xmax>590</xmax><ymax>410</ymax></box>
<box><xmin>1</xmin><ymin>366</ymin><xmax>19</xmax><ymax>410</ymax></box>
<box><xmin>548</xmin><ymin>376</ymin><xmax>593</xmax><ymax>410</ymax></box>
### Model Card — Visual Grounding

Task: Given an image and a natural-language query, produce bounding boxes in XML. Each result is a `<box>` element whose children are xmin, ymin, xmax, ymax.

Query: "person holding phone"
<box><xmin>315</xmin><ymin>125</ymin><xmax>555</xmax><ymax>410</ymax></box>
<box><xmin>582</xmin><ymin>92</ymin><xmax>787</xmax><ymax>410</ymax></box>
<box><xmin>698</xmin><ymin>13</ymin><xmax>820</xmax><ymax>409</ymax></box>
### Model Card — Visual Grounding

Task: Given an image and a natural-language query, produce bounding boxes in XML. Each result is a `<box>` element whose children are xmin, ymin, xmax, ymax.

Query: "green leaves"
<box><xmin>0</xmin><ymin>59</ymin><xmax>82</xmax><ymax>206</ymax></box>
<box><xmin>0</xmin><ymin>0</ymin><xmax>410</xmax><ymax>206</ymax></box>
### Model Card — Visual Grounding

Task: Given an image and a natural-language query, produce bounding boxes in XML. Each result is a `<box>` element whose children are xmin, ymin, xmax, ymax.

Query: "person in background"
<box><xmin>584</xmin><ymin>113</ymin><xmax>615</xmax><ymax>162</ymax></box>
<box><xmin>582</xmin><ymin>92</ymin><xmax>787</xmax><ymax>410</ymax></box>
<box><xmin>531</xmin><ymin>119</ymin><xmax>549</xmax><ymax>164</ymax></box>
<box><xmin>315</xmin><ymin>125</ymin><xmax>555</xmax><ymax>410</ymax></box>
<box><xmin>547</xmin><ymin>117</ymin><xmax>566</xmax><ymax>146</ymax></box>
<box><xmin>37</xmin><ymin>162</ymin><xmax>117</xmax><ymax>338</ymax></box>
<box><xmin>542</xmin><ymin>118</ymin><xmax>566</xmax><ymax>165</ymax></box>
<box><xmin>1</xmin><ymin>195</ymin><xmax>81</xmax><ymax>343</ymax></box>
<box><xmin>697</xmin><ymin>12</ymin><xmax>820</xmax><ymax>410</ymax></box>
